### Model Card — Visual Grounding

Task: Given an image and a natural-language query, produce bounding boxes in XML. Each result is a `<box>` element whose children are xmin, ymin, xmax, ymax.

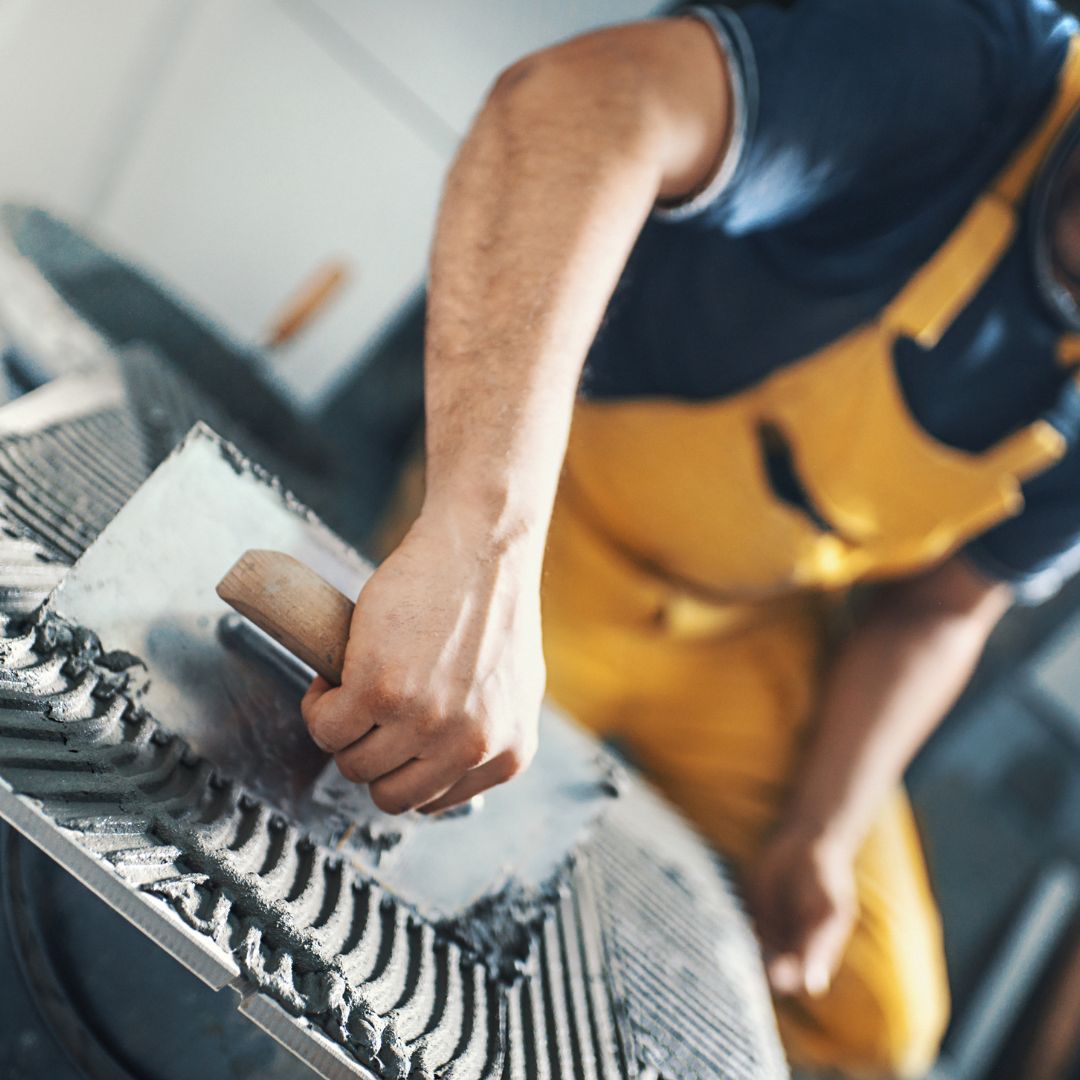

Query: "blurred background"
<box><xmin>2</xmin><ymin>2</ymin><xmax>1080</xmax><ymax>1079</ymax></box>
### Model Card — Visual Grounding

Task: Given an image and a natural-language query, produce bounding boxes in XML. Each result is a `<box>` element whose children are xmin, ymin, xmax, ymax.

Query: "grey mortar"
<box><xmin>0</xmin><ymin>600</ymin><xmax>789</xmax><ymax>1079</ymax></box>
<box><xmin>0</xmin><ymin>395</ymin><xmax>789</xmax><ymax>1079</ymax></box>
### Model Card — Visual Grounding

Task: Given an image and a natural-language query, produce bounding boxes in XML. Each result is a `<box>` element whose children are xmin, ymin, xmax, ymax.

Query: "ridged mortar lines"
<box><xmin>0</xmin><ymin>501</ymin><xmax>83</xmax><ymax>562</ymax></box>
<box><xmin>402</xmin><ymin>944</ymin><xmax>456</xmax><ymax>1058</ymax></box>
<box><xmin>0</xmin><ymin>622</ymin><xmax>42</xmax><ymax>665</ymax></box>
<box><xmin>440</xmin><ymin>960</ymin><xmax>504</xmax><ymax>1080</ymax></box>
<box><xmin>0</xmin><ymin>651</ymin><xmax>65</xmax><ymax>691</ymax></box>
<box><xmin>0</xmin><ymin>362</ymin><xmax>201</xmax><ymax>565</ymax></box>
<box><xmin>517</xmin><ymin>956</ymin><xmax>551</xmax><ymax>1080</ymax></box>
<box><xmin>227</xmin><ymin>800</ymin><xmax>276</xmax><ymax>866</ymax></box>
<box><xmin>41</xmin><ymin>416</ymin><xmax>144</xmax><ymax>500</ymax></box>
<box><xmin>409</xmin><ymin>945</ymin><xmax>467</xmax><ymax>1074</ymax></box>
<box><xmin>0</xmin><ymin>411</ymin><xmax>146</xmax><ymax>560</ymax></box>
<box><xmin>256</xmin><ymin>819</ymin><xmax>304</xmax><ymax>892</ymax></box>
<box><xmin>359</xmin><ymin>904</ymin><xmax>414</xmax><ymax>1011</ymax></box>
<box><xmin>591</xmin><ymin>838</ymin><xmax>729</xmax><ymax>1078</ymax></box>
<box><xmin>398</xmin><ymin>925</ymin><xmax>449</xmax><ymax>1049</ymax></box>
<box><xmin>384</xmin><ymin>921</ymin><xmax>439</xmax><ymax>1043</ymax></box>
<box><xmin>121</xmin><ymin>737</ymin><xmax>192</xmax><ymax>795</ymax></box>
<box><xmin>553</xmin><ymin>889</ymin><xmax>599</xmax><ymax>1080</ymax></box>
<box><xmin>150</xmin><ymin>758</ymin><xmax>222</xmax><ymax>815</ymax></box>
<box><xmin>585</xmin><ymin>806</ymin><xmax>788</xmax><ymax>1080</ymax></box>
<box><xmin>502</xmin><ymin>981</ymin><xmax>528</xmax><ymax>1080</ymax></box>
<box><xmin>285</xmin><ymin>842</ymin><xmax>329</xmax><ymax>916</ymax></box>
<box><xmin>0</xmin><ymin>466</ymin><xmax>94</xmax><ymax>555</ymax></box>
<box><xmin>308</xmin><ymin>853</ymin><xmax>346</xmax><ymax>933</ymax></box>
<box><xmin>538</xmin><ymin>917</ymin><xmax>575</xmax><ymax>1077</ymax></box>
<box><xmin>0</xmin><ymin>543</ymin><xmax>62</xmax><ymax>615</ymax></box>
<box><xmin>567</xmin><ymin>865</ymin><xmax>625</xmax><ymax>1080</ymax></box>
<box><xmin>75</xmin><ymin>825</ymin><xmax>164</xmax><ymax>858</ymax></box>
<box><xmin>55</xmin><ymin>410</ymin><xmax>150</xmax><ymax>480</ymax></box>
<box><xmin>50</xmin><ymin>692</ymin><xmax>129</xmax><ymax>742</ymax></box>
<box><xmin>316</xmin><ymin>875</ymin><xmax>368</xmax><ymax>959</ymax></box>
<box><xmin>183</xmin><ymin>778</ymin><xmax>244</xmax><ymax>840</ymax></box>
<box><xmin>0</xmin><ymin>612</ymin><xmax>552</xmax><ymax>1079</ymax></box>
<box><xmin>337</xmin><ymin>886</ymin><xmax>388</xmax><ymax>986</ymax></box>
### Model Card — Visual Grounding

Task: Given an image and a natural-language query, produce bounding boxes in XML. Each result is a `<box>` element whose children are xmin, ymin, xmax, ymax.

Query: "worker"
<box><xmin>303</xmin><ymin>0</ymin><xmax>1080</xmax><ymax>1074</ymax></box>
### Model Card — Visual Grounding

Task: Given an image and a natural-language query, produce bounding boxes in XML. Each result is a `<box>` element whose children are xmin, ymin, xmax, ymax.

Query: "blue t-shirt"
<box><xmin>583</xmin><ymin>0</ymin><xmax>1080</xmax><ymax>601</ymax></box>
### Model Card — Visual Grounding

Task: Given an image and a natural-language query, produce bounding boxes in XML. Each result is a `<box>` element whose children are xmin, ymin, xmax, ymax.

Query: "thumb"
<box><xmin>300</xmin><ymin>675</ymin><xmax>335</xmax><ymax>747</ymax></box>
<box><xmin>302</xmin><ymin>674</ymin><xmax>333</xmax><ymax>708</ymax></box>
<box><xmin>797</xmin><ymin>904</ymin><xmax>852</xmax><ymax>998</ymax></box>
<box><xmin>767</xmin><ymin>952</ymin><xmax>806</xmax><ymax>996</ymax></box>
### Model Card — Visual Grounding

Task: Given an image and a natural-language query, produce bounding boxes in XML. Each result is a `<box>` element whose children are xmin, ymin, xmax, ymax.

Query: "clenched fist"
<box><xmin>744</xmin><ymin>821</ymin><xmax>858</xmax><ymax>999</ymax></box>
<box><xmin>301</xmin><ymin>511</ymin><xmax>545</xmax><ymax>815</ymax></box>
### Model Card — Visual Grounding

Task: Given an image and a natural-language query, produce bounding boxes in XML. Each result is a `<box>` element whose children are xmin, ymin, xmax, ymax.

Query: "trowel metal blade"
<box><xmin>44</xmin><ymin>424</ymin><xmax>612</xmax><ymax>920</ymax></box>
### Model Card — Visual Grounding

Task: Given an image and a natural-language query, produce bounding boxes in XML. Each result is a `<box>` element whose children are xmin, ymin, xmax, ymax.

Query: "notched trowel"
<box><xmin>40</xmin><ymin>423</ymin><xmax>614</xmax><ymax>924</ymax></box>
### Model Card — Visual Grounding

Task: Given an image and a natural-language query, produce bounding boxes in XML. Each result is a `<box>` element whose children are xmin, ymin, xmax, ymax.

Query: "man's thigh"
<box><xmin>543</xmin><ymin>488</ymin><xmax>826</xmax><ymax>855</ymax></box>
<box><xmin>542</xmin><ymin>503</ymin><xmax>949</xmax><ymax>1075</ymax></box>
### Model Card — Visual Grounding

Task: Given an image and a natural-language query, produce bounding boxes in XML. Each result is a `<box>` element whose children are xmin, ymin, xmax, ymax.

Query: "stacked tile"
<box><xmin>0</xmin><ymin>347</ymin><xmax>335</xmax><ymax>565</ymax></box>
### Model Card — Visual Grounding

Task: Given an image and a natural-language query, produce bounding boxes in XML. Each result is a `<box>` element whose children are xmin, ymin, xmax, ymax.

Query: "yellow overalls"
<box><xmin>542</xmin><ymin>43</ymin><xmax>1080</xmax><ymax>1080</ymax></box>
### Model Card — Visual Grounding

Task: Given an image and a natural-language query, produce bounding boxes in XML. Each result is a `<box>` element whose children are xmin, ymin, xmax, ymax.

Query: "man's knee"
<box><xmin>855</xmin><ymin>984</ymin><xmax>950</xmax><ymax>1079</ymax></box>
<box><xmin>780</xmin><ymin>943</ymin><xmax>950</xmax><ymax>1079</ymax></box>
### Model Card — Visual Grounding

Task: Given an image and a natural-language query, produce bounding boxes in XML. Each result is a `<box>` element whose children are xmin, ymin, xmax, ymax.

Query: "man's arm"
<box><xmin>746</xmin><ymin>555</ymin><xmax>1013</xmax><ymax>997</ymax></box>
<box><xmin>302</xmin><ymin>19</ymin><xmax>733</xmax><ymax>814</ymax></box>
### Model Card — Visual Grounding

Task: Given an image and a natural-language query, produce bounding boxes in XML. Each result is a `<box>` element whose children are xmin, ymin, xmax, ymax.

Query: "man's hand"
<box><xmin>743</xmin><ymin>557</ymin><xmax>1012</xmax><ymax>1000</ymax></box>
<box><xmin>300</xmin><ymin>511</ymin><xmax>545</xmax><ymax>815</ymax></box>
<box><xmin>744</xmin><ymin>822</ymin><xmax>858</xmax><ymax>999</ymax></box>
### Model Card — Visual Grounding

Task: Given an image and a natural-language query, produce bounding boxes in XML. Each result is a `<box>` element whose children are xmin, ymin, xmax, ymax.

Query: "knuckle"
<box><xmin>335</xmin><ymin>753</ymin><xmax>373</xmax><ymax>786</ymax></box>
<box><xmin>500</xmin><ymin>750</ymin><xmax>524</xmax><ymax>780</ymax></box>
<box><xmin>360</xmin><ymin>673</ymin><xmax>407</xmax><ymax>714</ymax></box>
<box><xmin>498</xmin><ymin>739</ymin><xmax>534</xmax><ymax>782</ymax></box>
<box><xmin>516</xmin><ymin>732</ymin><xmax>539</xmax><ymax>771</ymax></box>
<box><xmin>305</xmin><ymin>710</ymin><xmax>335</xmax><ymax>751</ymax></box>
<box><xmin>335</xmin><ymin>757</ymin><xmax>362</xmax><ymax>784</ymax></box>
<box><xmin>494</xmin><ymin>757</ymin><xmax>518</xmax><ymax>784</ymax></box>
<box><xmin>460</xmin><ymin>727</ymin><xmax>491</xmax><ymax>768</ymax></box>
<box><xmin>369</xmin><ymin>782</ymin><xmax>411</xmax><ymax>816</ymax></box>
<box><xmin>413</xmin><ymin>705</ymin><xmax>447</xmax><ymax>741</ymax></box>
<box><xmin>306</xmin><ymin>694</ymin><xmax>365</xmax><ymax>753</ymax></box>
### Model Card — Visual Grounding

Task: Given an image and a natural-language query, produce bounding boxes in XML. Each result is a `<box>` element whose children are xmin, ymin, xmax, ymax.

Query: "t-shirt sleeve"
<box><xmin>964</xmin><ymin>428</ymin><xmax>1080</xmax><ymax>604</ymax></box>
<box><xmin>659</xmin><ymin>0</ymin><xmax>1040</xmax><ymax>234</ymax></box>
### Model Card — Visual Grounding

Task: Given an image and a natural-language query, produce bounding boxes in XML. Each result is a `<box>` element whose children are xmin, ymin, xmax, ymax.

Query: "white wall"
<box><xmin>0</xmin><ymin>0</ymin><xmax>657</xmax><ymax>411</ymax></box>
<box><xmin>0</xmin><ymin>0</ymin><xmax>188</xmax><ymax>219</ymax></box>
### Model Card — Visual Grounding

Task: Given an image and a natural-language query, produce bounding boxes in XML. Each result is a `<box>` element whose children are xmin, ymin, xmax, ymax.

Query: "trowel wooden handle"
<box><xmin>216</xmin><ymin>549</ymin><xmax>354</xmax><ymax>685</ymax></box>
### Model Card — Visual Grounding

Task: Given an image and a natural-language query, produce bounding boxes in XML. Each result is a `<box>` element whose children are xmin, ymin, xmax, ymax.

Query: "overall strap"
<box><xmin>886</xmin><ymin>37</ymin><xmax>1080</xmax><ymax>348</ymax></box>
<box><xmin>996</xmin><ymin>37</ymin><xmax>1080</xmax><ymax>204</ymax></box>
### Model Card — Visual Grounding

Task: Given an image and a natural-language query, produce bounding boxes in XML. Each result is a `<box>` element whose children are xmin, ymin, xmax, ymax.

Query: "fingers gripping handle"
<box><xmin>216</xmin><ymin>549</ymin><xmax>353</xmax><ymax>685</ymax></box>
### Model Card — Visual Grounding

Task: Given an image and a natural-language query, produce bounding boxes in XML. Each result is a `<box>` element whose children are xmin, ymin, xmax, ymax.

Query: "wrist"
<box><xmin>416</xmin><ymin>490</ymin><xmax>547</xmax><ymax>571</ymax></box>
<box><xmin>420</xmin><ymin>478</ymin><xmax>551</xmax><ymax>560</ymax></box>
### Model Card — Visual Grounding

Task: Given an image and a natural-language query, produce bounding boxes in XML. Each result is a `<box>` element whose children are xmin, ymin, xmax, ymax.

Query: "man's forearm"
<box><xmin>422</xmin><ymin>21</ymin><xmax>730</xmax><ymax>549</ymax></box>
<box><xmin>300</xmin><ymin>22</ymin><xmax>731</xmax><ymax>816</ymax></box>
<box><xmin>783</xmin><ymin>562</ymin><xmax>1012</xmax><ymax>854</ymax></box>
